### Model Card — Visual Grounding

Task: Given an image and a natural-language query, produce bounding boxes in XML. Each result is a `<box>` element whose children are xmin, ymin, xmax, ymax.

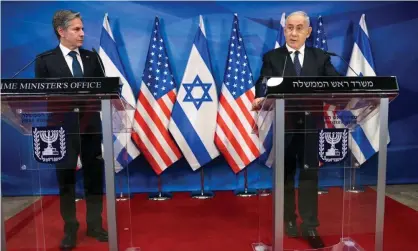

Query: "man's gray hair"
<box><xmin>52</xmin><ymin>10</ymin><xmax>82</xmax><ymax>40</ymax></box>
<box><xmin>286</xmin><ymin>11</ymin><xmax>310</xmax><ymax>27</ymax></box>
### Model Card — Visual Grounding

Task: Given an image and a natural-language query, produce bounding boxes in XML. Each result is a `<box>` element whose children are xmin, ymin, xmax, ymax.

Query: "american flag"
<box><xmin>215</xmin><ymin>14</ymin><xmax>262</xmax><ymax>173</ymax></box>
<box><xmin>131</xmin><ymin>17</ymin><xmax>182</xmax><ymax>175</ymax></box>
<box><xmin>314</xmin><ymin>15</ymin><xmax>328</xmax><ymax>51</ymax></box>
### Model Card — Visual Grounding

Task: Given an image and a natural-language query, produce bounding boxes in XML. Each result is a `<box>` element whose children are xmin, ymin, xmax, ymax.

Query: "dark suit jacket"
<box><xmin>255</xmin><ymin>46</ymin><xmax>340</xmax><ymax>166</ymax></box>
<box><xmin>255</xmin><ymin>46</ymin><xmax>340</xmax><ymax>97</ymax></box>
<box><xmin>35</xmin><ymin>46</ymin><xmax>105</xmax><ymax>79</ymax></box>
<box><xmin>35</xmin><ymin>46</ymin><xmax>105</xmax><ymax>135</ymax></box>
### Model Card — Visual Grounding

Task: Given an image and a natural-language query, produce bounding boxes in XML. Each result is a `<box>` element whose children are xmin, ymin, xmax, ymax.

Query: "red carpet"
<box><xmin>5</xmin><ymin>187</ymin><xmax>418</xmax><ymax>251</ymax></box>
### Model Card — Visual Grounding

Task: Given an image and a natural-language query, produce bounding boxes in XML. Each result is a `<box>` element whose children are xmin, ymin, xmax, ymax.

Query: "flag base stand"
<box><xmin>116</xmin><ymin>192</ymin><xmax>133</xmax><ymax>202</ymax></box>
<box><xmin>345</xmin><ymin>165</ymin><xmax>364</xmax><ymax>193</ymax></box>
<box><xmin>252</xmin><ymin>242</ymin><xmax>271</xmax><ymax>251</ymax></box>
<box><xmin>75</xmin><ymin>194</ymin><xmax>84</xmax><ymax>202</ymax></box>
<box><xmin>148</xmin><ymin>192</ymin><xmax>172</xmax><ymax>201</ymax></box>
<box><xmin>258</xmin><ymin>189</ymin><xmax>271</xmax><ymax>197</ymax></box>
<box><xmin>318</xmin><ymin>187</ymin><xmax>329</xmax><ymax>195</ymax></box>
<box><xmin>235</xmin><ymin>188</ymin><xmax>257</xmax><ymax>197</ymax></box>
<box><xmin>191</xmin><ymin>190</ymin><xmax>214</xmax><ymax>199</ymax></box>
<box><xmin>345</xmin><ymin>186</ymin><xmax>365</xmax><ymax>193</ymax></box>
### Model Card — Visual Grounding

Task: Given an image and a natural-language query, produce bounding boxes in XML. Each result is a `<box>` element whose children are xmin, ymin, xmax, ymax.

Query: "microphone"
<box><xmin>11</xmin><ymin>51</ymin><xmax>53</xmax><ymax>79</ymax></box>
<box><xmin>325</xmin><ymin>51</ymin><xmax>360</xmax><ymax>77</ymax></box>
<box><xmin>281</xmin><ymin>51</ymin><xmax>294</xmax><ymax>77</ymax></box>
<box><xmin>92</xmin><ymin>47</ymin><xmax>106</xmax><ymax>77</ymax></box>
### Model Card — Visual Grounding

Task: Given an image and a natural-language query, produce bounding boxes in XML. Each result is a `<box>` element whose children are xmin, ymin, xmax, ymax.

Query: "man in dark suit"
<box><xmin>35</xmin><ymin>10</ymin><xmax>108</xmax><ymax>250</ymax></box>
<box><xmin>253</xmin><ymin>11</ymin><xmax>340</xmax><ymax>249</ymax></box>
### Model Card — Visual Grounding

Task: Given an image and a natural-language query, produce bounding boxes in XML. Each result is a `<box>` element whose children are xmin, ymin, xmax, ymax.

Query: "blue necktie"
<box><xmin>293</xmin><ymin>50</ymin><xmax>302</xmax><ymax>76</ymax></box>
<box><xmin>68</xmin><ymin>51</ymin><xmax>83</xmax><ymax>77</ymax></box>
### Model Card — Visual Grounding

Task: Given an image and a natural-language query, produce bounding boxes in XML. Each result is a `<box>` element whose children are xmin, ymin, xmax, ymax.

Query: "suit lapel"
<box><xmin>300</xmin><ymin>47</ymin><xmax>316</xmax><ymax>76</ymax></box>
<box><xmin>52</xmin><ymin>47</ymin><xmax>73</xmax><ymax>77</ymax></box>
<box><xmin>275</xmin><ymin>47</ymin><xmax>297</xmax><ymax>77</ymax></box>
<box><xmin>80</xmin><ymin>50</ymin><xmax>91</xmax><ymax>77</ymax></box>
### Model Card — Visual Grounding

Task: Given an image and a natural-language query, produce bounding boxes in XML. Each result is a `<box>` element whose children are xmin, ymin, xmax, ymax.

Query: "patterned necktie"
<box><xmin>68</xmin><ymin>51</ymin><xmax>83</xmax><ymax>77</ymax></box>
<box><xmin>293</xmin><ymin>50</ymin><xmax>302</xmax><ymax>76</ymax></box>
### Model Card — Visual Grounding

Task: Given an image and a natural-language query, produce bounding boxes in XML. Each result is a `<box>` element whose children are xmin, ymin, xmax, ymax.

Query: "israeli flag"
<box><xmin>98</xmin><ymin>13</ymin><xmax>140</xmax><ymax>172</ymax></box>
<box><xmin>259</xmin><ymin>12</ymin><xmax>286</xmax><ymax>168</ymax></box>
<box><xmin>169</xmin><ymin>15</ymin><xmax>219</xmax><ymax>170</ymax></box>
<box><xmin>342</xmin><ymin>14</ymin><xmax>389</xmax><ymax>165</ymax></box>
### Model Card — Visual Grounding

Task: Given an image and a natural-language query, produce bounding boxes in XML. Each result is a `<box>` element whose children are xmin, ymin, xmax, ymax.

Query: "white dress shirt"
<box><xmin>59</xmin><ymin>43</ymin><xmax>84</xmax><ymax>76</ymax></box>
<box><xmin>286</xmin><ymin>43</ymin><xmax>305</xmax><ymax>67</ymax></box>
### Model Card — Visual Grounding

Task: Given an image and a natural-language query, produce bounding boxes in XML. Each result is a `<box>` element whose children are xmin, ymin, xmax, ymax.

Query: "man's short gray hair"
<box><xmin>286</xmin><ymin>11</ymin><xmax>310</xmax><ymax>27</ymax></box>
<box><xmin>52</xmin><ymin>10</ymin><xmax>82</xmax><ymax>40</ymax></box>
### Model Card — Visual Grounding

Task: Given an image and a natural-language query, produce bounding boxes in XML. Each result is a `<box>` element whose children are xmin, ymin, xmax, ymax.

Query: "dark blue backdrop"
<box><xmin>2</xmin><ymin>1</ymin><xmax>418</xmax><ymax>196</ymax></box>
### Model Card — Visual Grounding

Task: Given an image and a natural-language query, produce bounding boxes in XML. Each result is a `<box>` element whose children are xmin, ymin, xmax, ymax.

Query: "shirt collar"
<box><xmin>59</xmin><ymin>43</ymin><xmax>80</xmax><ymax>57</ymax></box>
<box><xmin>285</xmin><ymin>43</ymin><xmax>305</xmax><ymax>56</ymax></box>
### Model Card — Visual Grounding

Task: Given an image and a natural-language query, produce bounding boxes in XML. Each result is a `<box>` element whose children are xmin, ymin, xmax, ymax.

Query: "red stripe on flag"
<box><xmin>167</xmin><ymin>90</ymin><xmax>177</xmax><ymax>104</ymax></box>
<box><xmin>214</xmin><ymin>134</ymin><xmax>241</xmax><ymax>173</ymax></box>
<box><xmin>133</xmin><ymin>109</ymin><xmax>173</xmax><ymax>168</ymax></box>
<box><xmin>220</xmin><ymin>96</ymin><xmax>260</xmax><ymax>158</ymax></box>
<box><xmin>131</xmin><ymin>131</ymin><xmax>163</xmax><ymax>174</ymax></box>
<box><xmin>244</xmin><ymin>90</ymin><xmax>255</xmax><ymax>102</ymax></box>
<box><xmin>157</xmin><ymin>97</ymin><xmax>171</xmax><ymax>120</ymax></box>
<box><xmin>216</xmin><ymin>111</ymin><xmax>250</xmax><ymax>165</ymax></box>
<box><xmin>138</xmin><ymin>93</ymin><xmax>181</xmax><ymax>158</ymax></box>
<box><xmin>236</xmin><ymin>96</ymin><xmax>256</xmax><ymax>130</ymax></box>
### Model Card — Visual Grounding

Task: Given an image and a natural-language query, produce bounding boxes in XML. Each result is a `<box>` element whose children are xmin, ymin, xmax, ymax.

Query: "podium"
<box><xmin>253</xmin><ymin>76</ymin><xmax>399</xmax><ymax>251</ymax></box>
<box><xmin>1</xmin><ymin>77</ymin><xmax>133</xmax><ymax>251</ymax></box>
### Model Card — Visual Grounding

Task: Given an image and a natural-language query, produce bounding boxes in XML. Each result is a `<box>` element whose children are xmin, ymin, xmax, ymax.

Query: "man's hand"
<box><xmin>252</xmin><ymin>97</ymin><xmax>265</xmax><ymax>111</ymax></box>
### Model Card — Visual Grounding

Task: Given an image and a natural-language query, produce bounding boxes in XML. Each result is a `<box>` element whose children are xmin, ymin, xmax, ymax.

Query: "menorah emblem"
<box><xmin>40</xmin><ymin>130</ymin><xmax>59</xmax><ymax>156</ymax></box>
<box><xmin>325</xmin><ymin>132</ymin><xmax>342</xmax><ymax>157</ymax></box>
<box><xmin>318</xmin><ymin>129</ymin><xmax>348</xmax><ymax>163</ymax></box>
<box><xmin>33</xmin><ymin>126</ymin><xmax>67</xmax><ymax>163</ymax></box>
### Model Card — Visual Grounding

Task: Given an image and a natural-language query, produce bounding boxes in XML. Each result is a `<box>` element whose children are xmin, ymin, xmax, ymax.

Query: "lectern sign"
<box><xmin>318</xmin><ymin>128</ymin><xmax>348</xmax><ymax>163</ymax></box>
<box><xmin>32</xmin><ymin>126</ymin><xmax>67</xmax><ymax>163</ymax></box>
<box><xmin>1</xmin><ymin>77</ymin><xmax>120</xmax><ymax>94</ymax></box>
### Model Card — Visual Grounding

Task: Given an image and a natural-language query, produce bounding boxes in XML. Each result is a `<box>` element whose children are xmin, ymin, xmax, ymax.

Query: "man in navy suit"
<box><xmin>253</xmin><ymin>11</ymin><xmax>340</xmax><ymax>249</ymax></box>
<box><xmin>35</xmin><ymin>10</ymin><xmax>107</xmax><ymax>250</ymax></box>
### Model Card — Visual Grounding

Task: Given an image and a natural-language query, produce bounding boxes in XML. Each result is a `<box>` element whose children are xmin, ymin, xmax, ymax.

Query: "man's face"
<box><xmin>58</xmin><ymin>18</ymin><xmax>84</xmax><ymax>50</ymax></box>
<box><xmin>284</xmin><ymin>14</ymin><xmax>312</xmax><ymax>50</ymax></box>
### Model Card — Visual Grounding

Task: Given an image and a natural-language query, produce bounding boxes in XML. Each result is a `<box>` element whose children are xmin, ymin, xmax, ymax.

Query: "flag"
<box><xmin>327</xmin><ymin>14</ymin><xmax>388</xmax><ymax>165</ymax></box>
<box><xmin>275</xmin><ymin>12</ymin><xmax>286</xmax><ymax>49</ymax></box>
<box><xmin>215</xmin><ymin>14</ymin><xmax>263</xmax><ymax>173</ymax></box>
<box><xmin>314</xmin><ymin>15</ymin><xmax>328</xmax><ymax>51</ymax></box>
<box><xmin>259</xmin><ymin>12</ymin><xmax>286</xmax><ymax>168</ymax></box>
<box><xmin>131</xmin><ymin>17</ymin><xmax>182</xmax><ymax>175</ymax></box>
<box><xmin>98</xmin><ymin>13</ymin><xmax>140</xmax><ymax>171</ymax></box>
<box><xmin>168</xmin><ymin>15</ymin><xmax>219</xmax><ymax>170</ymax></box>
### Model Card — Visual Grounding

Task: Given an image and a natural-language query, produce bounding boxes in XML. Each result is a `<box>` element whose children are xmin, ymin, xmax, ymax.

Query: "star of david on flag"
<box><xmin>169</xmin><ymin>15</ymin><xmax>219</xmax><ymax>170</ymax></box>
<box><xmin>183</xmin><ymin>75</ymin><xmax>213</xmax><ymax>110</ymax></box>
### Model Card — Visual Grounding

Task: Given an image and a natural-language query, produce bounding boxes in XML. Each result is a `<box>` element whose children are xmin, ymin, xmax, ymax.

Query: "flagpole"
<box><xmin>191</xmin><ymin>167</ymin><xmax>214</xmax><ymax>199</ymax></box>
<box><xmin>235</xmin><ymin>168</ymin><xmax>257</xmax><ymax>197</ymax></box>
<box><xmin>346</xmin><ymin>160</ymin><xmax>364</xmax><ymax>193</ymax></box>
<box><xmin>149</xmin><ymin>175</ymin><xmax>172</xmax><ymax>201</ymax></box>
<box><xmin>116</xmin><ymin>171</ymin><xmax>131</xmax><ymax>201</ymax></box>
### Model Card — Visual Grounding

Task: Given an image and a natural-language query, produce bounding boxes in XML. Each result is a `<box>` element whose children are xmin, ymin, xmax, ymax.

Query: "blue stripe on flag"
<box><xmin>171</xmin><ymin>106</ymin><xmax>213</xmax><ymax>166</ymax></box>
<box><xmin>355</xmin><ymin>26</ymin><xmax>375</xmax><ymax>71</ymax></box>
<box><xmin>337</xmin><ymin>110</ymin><xmax>375</xmax><ymax>159</ymax></box>
<box><xmin>116</xmin><ymin>148</ymin><xmax>133</xmax><ymax>166</ymax></box>
<box><xmin>100</xmin><ymin>27</ymin><xmax>128</xmax><ymax>80</ymax></box>
<box><xmin>194</xmin><ymin>28</ymin><xmax>212</xmax><ymax>72</ymax></box>
<box><xmin>260</xmin><ymin>127</ymin><xmax>273</xmax><ymax>163</ymax></box>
